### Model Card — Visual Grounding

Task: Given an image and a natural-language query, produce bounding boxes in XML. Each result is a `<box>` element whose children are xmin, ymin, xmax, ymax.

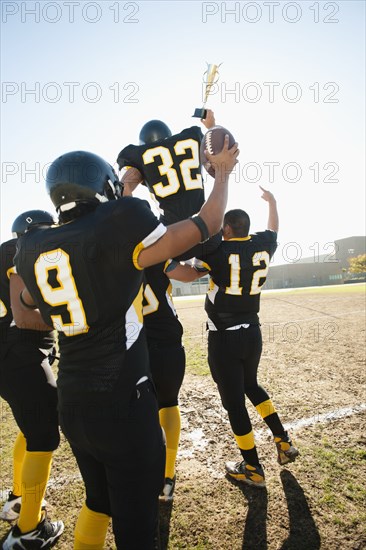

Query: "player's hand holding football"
<box><xmin>259</xmin><ymin>185</ymin><xmax>276</xmax><ymax>203</ymax></box>
<box><xmin>205</xmin><ymin>134</ymin><xmax>239</xmax><ymax>180</ymax></box>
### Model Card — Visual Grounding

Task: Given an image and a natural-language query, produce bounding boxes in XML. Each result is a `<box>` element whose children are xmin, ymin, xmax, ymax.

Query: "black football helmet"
<box><xmin>46</xmin><ymin>151</ymin><xmax>122</xmax><ymax>212</ymax></box>
<box><xmin>139</xmin><ymin>120</ymin><xmax>172</xmax><ymax>145</ymax></box>
<box><xmin>11</xmin><ymin>210</ymin><xmax>55</xmax><ymax>238</ymax></box>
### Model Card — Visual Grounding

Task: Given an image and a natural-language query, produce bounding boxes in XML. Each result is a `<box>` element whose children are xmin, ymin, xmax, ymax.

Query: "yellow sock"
<box><xmin>17</xmin><ymin>451</ymin><xmax>52</xmax><ymax>533</ymax></box>
<box><xmin>12</xmin><ymin>432</ymin><xmax>26</xmax><ymax>497</ymax></box>
<box><xmin>74</xmin><ymin>503</ymin><xmax>110</xmax><ymax>549</ymax></box>
<box><xmin>159</xmin><ymin>406</ymin><xmax>180</xmax><ymax>479</ymax></box>
<box><xmin>255</xmin><ymin>399</ymin><xmax>276</xmax><ymax>419</ymax></box>
<box><xmin>234</xmin><ymin>431</ymin><xmax>255</xmax><ymax>451</ymax></box>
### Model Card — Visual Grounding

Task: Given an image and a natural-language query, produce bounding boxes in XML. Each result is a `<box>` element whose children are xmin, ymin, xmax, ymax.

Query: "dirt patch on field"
<box><xmin>1</xmin><ymin>287</ymin><xmax>365</xmax><ymax>549</ymax></box>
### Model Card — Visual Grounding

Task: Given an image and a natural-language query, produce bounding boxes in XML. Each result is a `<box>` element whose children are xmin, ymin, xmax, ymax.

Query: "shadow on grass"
<box><xmin>158</xmin><ymin>500</ymin><xmax>173</xmax><ymax>550</ymax></box>
<box><xmin>279</xmin><ymin>469</ymin><xmax>320</xmax><ymax>550</ymax></box>
<box><xmin>226</xmin><ymin>474</ymin><xmax>268</xmax><ymax>550</ymax></box>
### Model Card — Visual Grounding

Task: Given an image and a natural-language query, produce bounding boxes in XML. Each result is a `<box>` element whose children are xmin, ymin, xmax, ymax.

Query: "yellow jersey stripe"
<box><xmin>6</xmin><ymin>266</ymin><xmax>16</xmax><ymax>279</ymax></box>
<box><xmin>132</xmin><ymin>223</ymin><xmax>167</xmax><ymax>270</ymax></box>
<box><xmin>227</xmin><ymin>236</ymin><xmax>251</xmax><ymax>241</ymax></box>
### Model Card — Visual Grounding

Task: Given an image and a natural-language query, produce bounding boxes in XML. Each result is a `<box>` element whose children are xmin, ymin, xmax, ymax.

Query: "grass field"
<box><xmin>1</xmin><ymin>284</ymin><xmax>365</xmax><ymax>549</ymax></box>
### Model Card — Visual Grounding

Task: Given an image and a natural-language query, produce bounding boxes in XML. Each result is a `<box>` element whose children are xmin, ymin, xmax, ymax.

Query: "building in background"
<box><xmin>173</xmin><ymin>274</ymin><xmax>210</xmax><ymax>297</ymax></box>
<box><xmin>171</xmin><ymin>236</ymin><xmax>366</xmax><ymax>296</ymax></box>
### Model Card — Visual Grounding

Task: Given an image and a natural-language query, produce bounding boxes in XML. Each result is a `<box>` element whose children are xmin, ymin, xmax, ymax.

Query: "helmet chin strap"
<box><xmin>59</xmin><ymin>194</ymin><xmax>108</xmax><ymax>213</ymax></box>
<box><xmin>95</xmin><ymin>193</ymin><xmax>109</xmax><ymax>203</ymax></box>
<box><xmin>104</xmin><ymin>179</ymin><xmax>121</xmax><ymax>200</ymax></box>
<box><xmin>58</xmin><ymin>176</ymin><xmax>120</xmax><ymax>215</ymax></box>
<box><xmin>59</xmin><ymin>202</ymin><xmax>77</xmax><ymax>212</ymax></box>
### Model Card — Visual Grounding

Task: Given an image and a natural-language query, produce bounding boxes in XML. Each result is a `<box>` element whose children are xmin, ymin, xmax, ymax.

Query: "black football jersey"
<box><xmin>14</xmin><ymin>197</ymin><xmax>166</xmax><ymax>392</ymax></box>
<box><xmin>143</xmin><ymin>262</ymin><xmax>183</xmax><ymax>344</ymax></box>
<box><xmin>0</xmin><ymin>239</ymin><xmax>53</xmax><ymax>347</ymax></box>
<box><xmin>199</xmin><ymin>231</ymin><xmax>278</xmax><ymax>329</ymax></box>
<box><xmin>0</xmin><ymin>239</ymin><xmax>17</xmax><ymax>329</ymax></box>
<box><xmin>117</xmin><ymin>126</ymin><xmax>205</xmax><ymax>224</ymax></box>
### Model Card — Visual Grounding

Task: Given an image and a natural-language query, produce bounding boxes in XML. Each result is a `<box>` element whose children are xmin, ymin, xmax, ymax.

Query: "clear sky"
<box><xmin>1</xmin><ymin>0</ymin><xmax>365</xmax><ymax>265</ymax></box>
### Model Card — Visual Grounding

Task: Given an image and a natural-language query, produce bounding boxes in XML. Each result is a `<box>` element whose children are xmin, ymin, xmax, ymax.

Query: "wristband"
<box><xmin>20</xmin><ymin>290</ymin><xmax>37</xmax><ymax>309</ymax></box>
<box><xmin>190</xmin><ymin>215</ymin><xmax>210</xmax><ymax>243</ymax></box>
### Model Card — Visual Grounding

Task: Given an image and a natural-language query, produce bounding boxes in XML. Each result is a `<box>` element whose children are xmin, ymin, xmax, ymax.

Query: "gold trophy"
<box><xmin>192</xmin><ymin>63</ymin><xmax>221</xmax><ymax>119</ymax></box>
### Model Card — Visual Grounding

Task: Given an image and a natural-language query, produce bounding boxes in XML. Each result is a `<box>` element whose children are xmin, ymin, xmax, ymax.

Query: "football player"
<box><xmin>0</xmin><ymin>211</ymin><xmax>63</xmax><ymax>549</ymax></box>
<box><xmin>116</xmin><ymin>110</ymin><xmax>222</xmax><ymax>260</ymax></box>
<box><xmin>143</xmin><ymin>261</ymin><xmax>208</xmax><ymax>502</ymax></box>
<box><xmin>197</xmin><ymin>186</ymin><xmax>299</xmax><ymax>488</ymax></box>
<box><xmin>12</xmin><ymin>141</ymin><xmax>238</xmax><ymax>549</ymax></box>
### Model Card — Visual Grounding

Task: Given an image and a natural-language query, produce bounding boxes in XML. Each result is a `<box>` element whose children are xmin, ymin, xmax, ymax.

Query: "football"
<box><xmin>200</xmin><ymin>125</ymin><xmax>236</xmax><ymax>177</ymax></box>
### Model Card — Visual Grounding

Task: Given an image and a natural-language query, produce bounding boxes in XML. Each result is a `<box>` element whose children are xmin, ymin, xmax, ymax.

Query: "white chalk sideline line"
<box><xmin>178</xmin><ymin>402</ymin><xmax>366</xmax><ymax>479</ymax></box>
<box><xmin>257</xmin><ymin>402</ymin><xmax>366</xmax><ymax>442</ymax></box>
<box><xmin>179</xmin><ymin>403</ymin><xmax>366</xmax><ymax>455</ymax></box>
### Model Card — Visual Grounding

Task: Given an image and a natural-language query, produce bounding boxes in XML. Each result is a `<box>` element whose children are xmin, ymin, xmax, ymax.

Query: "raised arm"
<box><xmin>122</xmin><ymin>167</ymin><xmax>144</xmax><ymax>196</ymax></box>
<box><xmin>201</xmin><ymin>109</ymin><xmax>216</xmax><ymax>130</ymax></box>
<box><xmin>138</xmin><ymin>135</ymin><xmax>239</xmax><ymax>268</ymax></box>
<box><xmin>259</xmin><ymin>185</ymin><xmax>279</xmax><ymax>233</ymax></box>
